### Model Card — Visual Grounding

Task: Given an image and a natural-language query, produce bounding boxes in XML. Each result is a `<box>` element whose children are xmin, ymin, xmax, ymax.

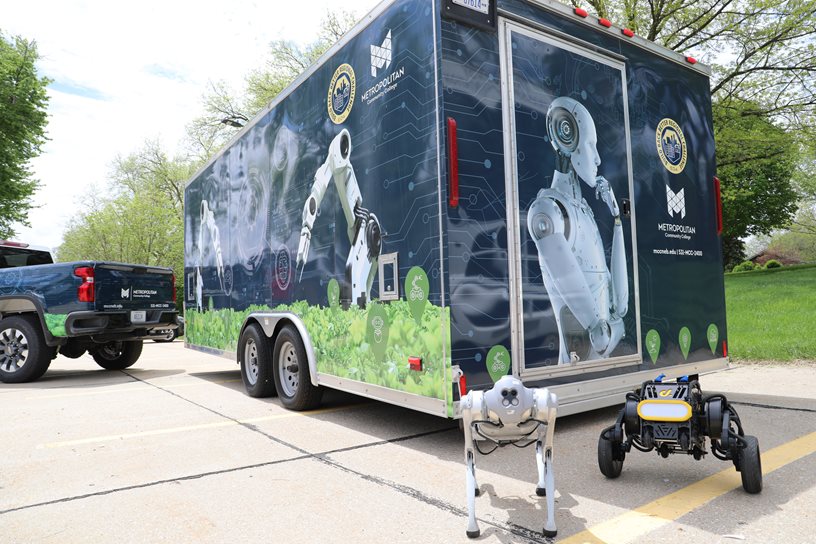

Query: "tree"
<box><xmin>184</xmin><ymin>11</ymin><xmax>356</xmax><ymax>162</ymax></box>
<box><xmin>767</xmin><ymin>203</ymin><xmax>816</xmax><ymax>262</ymax></box>
<box><xmin>0</xmin><ymin>32</ymin><xmax>50</xmax><ymax>238</ymax></box>
<box><xmin>58</xmin><ymin>142</ymin><xmax>192</xmax><ymax>304</ymax></box>
<box><xmin>715</xmin><ymin>100</ymin><xmax>799</xmax><ymax>267</ymax></box>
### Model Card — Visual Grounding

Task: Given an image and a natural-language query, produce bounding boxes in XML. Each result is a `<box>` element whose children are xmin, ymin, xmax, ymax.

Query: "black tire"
<box><xmin>739</xmin><ymin>435</ymin><xmax>763</xmax><ymax>494</ymax></box>
<box><xmin>91</xmin><ymin>340</ymin><xmax>143</xmax><ymax>370</ymax></box>
<box><xmin>0</xmin><ymin>315</ymin><xmax>52</xmax><ymax>383</ymax></box>
<box><xmin>239</xmin><ymin>323</ymin><xmax>277</xmax><ymax>398</ymax></box>
<box><xmin>273</xmin><ymin>324</ymin><xmax>322</xmax><ymax>411</ymax></box>
<box><xmin>598</xmin><ymin>430</ymin><xmax>624</xmax><ymax>479</ymax></box>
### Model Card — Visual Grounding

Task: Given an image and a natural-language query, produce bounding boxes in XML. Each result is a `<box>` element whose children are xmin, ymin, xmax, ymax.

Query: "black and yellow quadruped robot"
<box><xmin>598</xmin><ymin>374</ymin><xmax>763</xmax><ymax>493</ymax></box>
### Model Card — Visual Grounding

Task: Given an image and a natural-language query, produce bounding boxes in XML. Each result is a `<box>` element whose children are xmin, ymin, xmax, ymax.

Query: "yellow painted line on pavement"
<box><xmin>26</xmin><ymin>379</ymin><xmax>242</xmax><ymax>400</ymax></box>
<box><xmin>37</xmin><ymin>404</ymin><xmax>361</xmax><ymax>449</ymax></box>
<box><xmin>562</xmin><ymin>431</ymin><xmax>816</xmax><ymax>544</ymax></box>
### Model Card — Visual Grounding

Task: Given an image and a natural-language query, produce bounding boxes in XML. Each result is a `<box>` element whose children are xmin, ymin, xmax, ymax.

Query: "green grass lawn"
<box><xmin>725</xmin><ymin>264</ymin><xmax>816</xmax><ymax>361</ymax></box>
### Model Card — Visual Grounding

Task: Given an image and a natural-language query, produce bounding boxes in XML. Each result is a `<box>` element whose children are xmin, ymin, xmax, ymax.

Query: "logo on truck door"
<box><xmin>656</xmin><ymin>118</ymin><xmax>687</xmax><ymax>174</ymax></box>
<box><xmin>328</xmin><ymin>64</ymin><xmax>356</xmax><ymax>124</ymax></box>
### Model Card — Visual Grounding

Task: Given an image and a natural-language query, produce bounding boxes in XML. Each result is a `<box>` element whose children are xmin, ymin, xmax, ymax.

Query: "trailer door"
<box><xmin>499</xmin><ymin>20</ymin><xmax>642</xmax><ymax>379</ymax></box>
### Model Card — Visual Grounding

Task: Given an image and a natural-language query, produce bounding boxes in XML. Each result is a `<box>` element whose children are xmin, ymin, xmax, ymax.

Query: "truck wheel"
<box><xmin>91</xmin><ymin>340</ymin><xmax>143</xmax><ymax>370</ymax></box>
<box><xmin>598</xmin><ymin>428</ymin><xmax>624</xmax><ymax>478</ymax></box>
<box><xmin>739</xmin><ymin>435</ymin><xmax>763</xmax><ymax>494</ymax></box>
<box><xmin>273</xmin><ymin>324</ymin><xmax>322</xmax><ymax>411</ymax></box>
<box><xmin>239</xmin><ymin>323</ymin><xmax>276</xmax><ymax>398</ymax></box>
<box><xmin>0</xmin><ymin>315</ymin><xmax>52</xmax><ymax>383</ymax></box>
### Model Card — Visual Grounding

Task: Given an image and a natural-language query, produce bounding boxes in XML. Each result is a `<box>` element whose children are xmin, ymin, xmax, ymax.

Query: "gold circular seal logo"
<box><xmin>656</xmin><ymin>118</ymin><xmax>687</xmax><ymax>174</ymax></box>
<box><xmin>328</xmin><ymin>64</ymin><xmax>355</xmax><ymax>125</ymax></box>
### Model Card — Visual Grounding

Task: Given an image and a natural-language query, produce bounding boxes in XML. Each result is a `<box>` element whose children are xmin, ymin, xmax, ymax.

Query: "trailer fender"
<box><xmin>240</xmin><ymin>312</ymin><xmax>319</xmax><ymax>387</ymax></box>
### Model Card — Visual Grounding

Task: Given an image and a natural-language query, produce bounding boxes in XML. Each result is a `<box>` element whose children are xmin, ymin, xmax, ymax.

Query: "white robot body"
<box><xmin>527</xmin><ymin>97</ymin><xmax>629</xmax><ymax>364</ymax></box>
<box><xmin>195</xmin><ymin>199</ymin><xmax>226</xmax><ymax>311</ymax></box>
<box><xmin>459</xmin><ymin>375</ymin><xmax>558</xmax><ymax>538</ymax></box>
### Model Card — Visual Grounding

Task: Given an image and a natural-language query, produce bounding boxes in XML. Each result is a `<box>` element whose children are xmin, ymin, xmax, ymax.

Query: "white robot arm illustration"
<box><xmin>196</xmin><ymin>199</ymin><xmax>225</xmax><ymax>310</ymax></box>
<box><xmin>527</xmin><ymin>97</ymin><xmax>629</xmax><ymax>363</ymax></box>
<box><xmin>297</xmin><ymin>130</ymin><xmax>382</xmax><ymax>308</ymax></box>
<box><xmin>460</xmin><ymin>376</ymin><xmax>558</xmax><ymax>538</ymax></box>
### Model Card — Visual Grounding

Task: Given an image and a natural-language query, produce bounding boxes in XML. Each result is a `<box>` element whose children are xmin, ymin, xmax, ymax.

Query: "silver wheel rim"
<box><xmin>0</xmin><ymin>327</ymin><xmax>29</xmax><ymax>373</ymax></box>
<box><xmin>278</xmin><ymin>341</ymin><xmax>298</xmax><ymax>397</ymax></box>
<box><xmin>244</xmin><ymin>338</ymin><xmax>259</xmax><ymax>386</ymax></box>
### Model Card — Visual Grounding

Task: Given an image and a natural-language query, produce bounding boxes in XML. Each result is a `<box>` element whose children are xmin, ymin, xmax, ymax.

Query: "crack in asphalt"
<box><xmin>2</xmin><ymin>370</ymin><xmax>553</xmax><ymax>543</ymax></box>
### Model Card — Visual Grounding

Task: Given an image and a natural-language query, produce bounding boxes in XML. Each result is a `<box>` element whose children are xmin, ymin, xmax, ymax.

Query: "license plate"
<box><xmin>131</xmin><ymin>311</ymin><xmax>146</xmax><ymax>324</ymax></box>
<box><xmin>452</xmin><ymin>0</ymin><xmax>490</xmax><ymax>14</ymax></box>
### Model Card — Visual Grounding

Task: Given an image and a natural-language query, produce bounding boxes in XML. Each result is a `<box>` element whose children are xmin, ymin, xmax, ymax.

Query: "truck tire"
<box><xmin>273</xmin><ymin>324</ymin><xmax>322</xmax><ymax>411</ymax></box>
<box><xmin>91</xmin><ymin>340</ymin><xmax>143</xmax><ymax>370</ymax></box>
<box><xmin>0</xmin><ymin>315</ymin><xmax>52</xmax><ymax>383</ymax></box>
<box><xmin>239</xmin><ymin>323</ymin><xmax>277</xmax><ymax>398</ymax></box>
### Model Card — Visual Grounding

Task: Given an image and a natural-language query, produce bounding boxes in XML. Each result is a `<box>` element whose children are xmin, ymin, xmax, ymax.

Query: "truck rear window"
<box><xmin>0</xmin><ymin>247</ymin><xmax>54</xmax><ymax>268</ymax></box>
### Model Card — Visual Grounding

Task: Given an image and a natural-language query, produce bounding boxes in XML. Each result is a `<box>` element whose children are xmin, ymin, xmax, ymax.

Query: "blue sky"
<box><xmin>3</xmin><ymin>0</ymin><xmax>380</xmax><ymax>250</ymax></box>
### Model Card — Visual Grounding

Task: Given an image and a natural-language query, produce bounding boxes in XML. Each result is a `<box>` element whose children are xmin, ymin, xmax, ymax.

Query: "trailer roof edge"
<box><xmin>520</xmin><ymin>0</ymin><xmax>711</xmax><ymax>77</ymax></box>
<box><xmin>185</xmin><ymin>0</ymin><xmax>401</xmax><ymax>188</ymax></box>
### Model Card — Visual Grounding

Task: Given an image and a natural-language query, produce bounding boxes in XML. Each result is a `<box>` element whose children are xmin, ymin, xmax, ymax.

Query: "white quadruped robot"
<box><xmin>297</xmin><ymin>130</ymin><xmax>382</xmax><ymax>309</ymax></box>
<box><xmin>527</xmin><ymin>96</ymin><xmax>629</xmax><ymax>364</ymax></box>
<box><xmin>460</xmin><ymin>375</ymin><xmax>559</xmax><ymax>538</ymax></box>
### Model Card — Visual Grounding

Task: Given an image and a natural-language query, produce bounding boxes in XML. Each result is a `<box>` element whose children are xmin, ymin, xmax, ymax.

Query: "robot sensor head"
<box><xmin>546</xmin><ymin>97</ymin><xmax>600</xmax><ymax>185</ymax></box>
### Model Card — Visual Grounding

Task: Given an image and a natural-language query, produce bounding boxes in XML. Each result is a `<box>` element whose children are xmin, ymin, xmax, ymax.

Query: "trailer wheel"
<box><xmin>273</xmin><ymin>324</ymin><xmax>322</xmax><ymax>411</ymax></box>
<box><xmin>91</xmin><ymin>340</ymin><xmax>143</xmax><ymax>370</ymax></box>
<box><xmin>239</xmin><ymin>323</ymin><xmax>277</xmax><ymax>398</ymax></box>
<box><xmin>598</xmin><ymin>428</ymin><xmax>624</xmax><ymax>478</ymax></box>
<box><xmin>739</xmin><ymin>435</ymin><xmax>762</xmax><ymax>494</ymax></box>
<box><xmin>0</xmin><ymin>315</ymin><xmax>52</xmax><ymax>383</ymax></box>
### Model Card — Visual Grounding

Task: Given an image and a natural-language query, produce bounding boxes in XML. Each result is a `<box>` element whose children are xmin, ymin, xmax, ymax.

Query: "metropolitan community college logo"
<box><xmin>328</xmin><ymin>63</ymin><xmax>356</xmax><ymax>124</ymax></box>
<box><xmin>656</xmin><ymin>118</ymin><xmax>687</xmax><ymax>174</ymax></box>
<box><xmin>370</xmin><ymin>30</ymin><xmax>392</xmax><ymax>77</ymax></box>
<box><xmin>666</xmin><ymin>185</ymin><xmax>686</xmax><ymax>219</ymax></box>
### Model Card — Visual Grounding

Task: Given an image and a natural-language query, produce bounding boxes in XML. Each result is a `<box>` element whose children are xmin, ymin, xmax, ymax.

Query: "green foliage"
<box><xmin>767</xmin><ymin>203</ymin><xmax>816</xmax><ymax>262</ymax></box>
<box><xmin>725</xmin><ymin>265</ymin><xmax>816</xmax><ymax>360</ymax></box>
<box><xmin>732</xmin><ymin>261</ymin><xmax>756</xmax><ymax>273</ymax></box>
<box><xmin>715</xmin><ymin>99</ymin><xmax>799</xmax><ymax>268</ymax></box>
<box><xmin>57</xmin><ymin>141</ymin><xmax>190</xmax><ymax>307</ymax></box>
<box><xmin>0</xmin><ymin>32</ymin><xmax>50</xmax><ymax>238</ymax></box>
<box><xmin>764</xmin><ymin>259</ymin><xmax>782</xmax><ymax>269</ymax></box>
<box><xmin>43</xmin><ymin>313</ymin><xmax>67</xmax><ymax>337</ymax></box>
<box><xmin>186</xmin><ymin>300</ymin><xmax>450</xmax><ymax>400</ymax></box>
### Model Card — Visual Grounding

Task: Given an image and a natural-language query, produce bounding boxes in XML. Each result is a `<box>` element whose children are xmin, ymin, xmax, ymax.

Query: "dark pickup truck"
<box><xmin>0</xmin><ymin>241</ymin><xmax>178</xmax><ymax>383</ymax></box>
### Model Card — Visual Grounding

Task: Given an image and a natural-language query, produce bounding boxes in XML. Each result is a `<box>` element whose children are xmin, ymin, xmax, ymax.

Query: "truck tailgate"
<box><xmin>94</xmin><ymin>263</ymin><xmax>175</xmax><ymax>311</ymax></box>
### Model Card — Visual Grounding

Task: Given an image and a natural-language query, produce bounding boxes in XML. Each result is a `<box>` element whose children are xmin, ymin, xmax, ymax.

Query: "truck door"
<box><xmin>499</xmin><ymin>20</ymin><xmax>642</xmax><ymax>379</ymax></box>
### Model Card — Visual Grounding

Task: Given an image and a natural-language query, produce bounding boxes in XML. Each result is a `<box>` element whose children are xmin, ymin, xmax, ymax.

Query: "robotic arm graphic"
<box><xmin>196</xmin><ymin>199</ymin><xmax>225</xmax><ymax>310</ymax></box>
<box><xmin>595</xmin><ymin>176</ymin><xmax>629</xmax><ymax>318</ymax></box>
<box><xmin>297</xmin><ymin>130</ymin><xmax>382</xmax><ymax>308</ymax></box>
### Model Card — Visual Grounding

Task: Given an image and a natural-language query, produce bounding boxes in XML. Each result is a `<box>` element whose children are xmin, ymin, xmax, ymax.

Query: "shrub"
<box><xmin>732</xmin><ymin>261</ymin><xmax>756</xmax><ymax>273</ymax></box>
<box><xmin>764</xmin><ymin>259</ymin><xmax>782</xmax><ymax>269</ymax></box>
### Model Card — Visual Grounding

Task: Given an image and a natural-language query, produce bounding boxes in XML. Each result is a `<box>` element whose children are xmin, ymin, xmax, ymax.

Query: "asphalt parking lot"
<box><xmin>2</xmin><ymin>342</ymin><xmax>814</xmax><ymax>543</ymax></box>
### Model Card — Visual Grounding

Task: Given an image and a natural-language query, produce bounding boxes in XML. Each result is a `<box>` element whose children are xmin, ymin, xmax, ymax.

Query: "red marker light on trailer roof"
<box><xmin>574</xmin><ymin>8</ymin><xmax>588</xmax><ymax>18</ymax></box>
<box><xmin>599</xmin><ymin>18</ymin><xmax>612</xmax><ymax>28</ymax></box>
<box><xmin>622</xmin><ymin>28</ymin><xmax>634</xmax><ymax>38</ymax></box>
<box><xmin>686</xmin><ymin>56</ymin><xmax>698</xmax><ymax>64</ymax></box>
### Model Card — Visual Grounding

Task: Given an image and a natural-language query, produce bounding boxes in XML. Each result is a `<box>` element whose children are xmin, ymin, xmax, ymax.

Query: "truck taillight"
<box><xmin>74</xmin><ymin>266</ymin><xmax>95</xmax><ymax>303</ymax></box>
<box><xmin>714</xmin><ymin>176</ymin><xmax>723</xmax><ymax>235</ymax></box>
<box><xmin>171</xmin><ymin>274</ymin><xmax>176</xmax><ymax>302</ymax></box>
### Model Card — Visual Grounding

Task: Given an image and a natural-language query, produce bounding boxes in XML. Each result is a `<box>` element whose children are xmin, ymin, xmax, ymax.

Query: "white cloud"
<box><xmin>3</xmin><ymin>0</ymin><xmax>380</xmax><ymax>250</ymax></box>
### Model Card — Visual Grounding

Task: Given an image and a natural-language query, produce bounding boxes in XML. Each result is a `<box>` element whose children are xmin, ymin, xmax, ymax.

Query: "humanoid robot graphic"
<box><xmin>296</xmin><ymin>129</ymin><xmax>382</xmax><ymax>309</ymax></box>
<box><xmin>195</xmin><ymin>199</ymin><xmax>226</xmax><ymax>311</ymax></box>
<box><xmin>526</xmin><ymin>96</ymin><xmax>629</xmax><ymax>364</ymax></box>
